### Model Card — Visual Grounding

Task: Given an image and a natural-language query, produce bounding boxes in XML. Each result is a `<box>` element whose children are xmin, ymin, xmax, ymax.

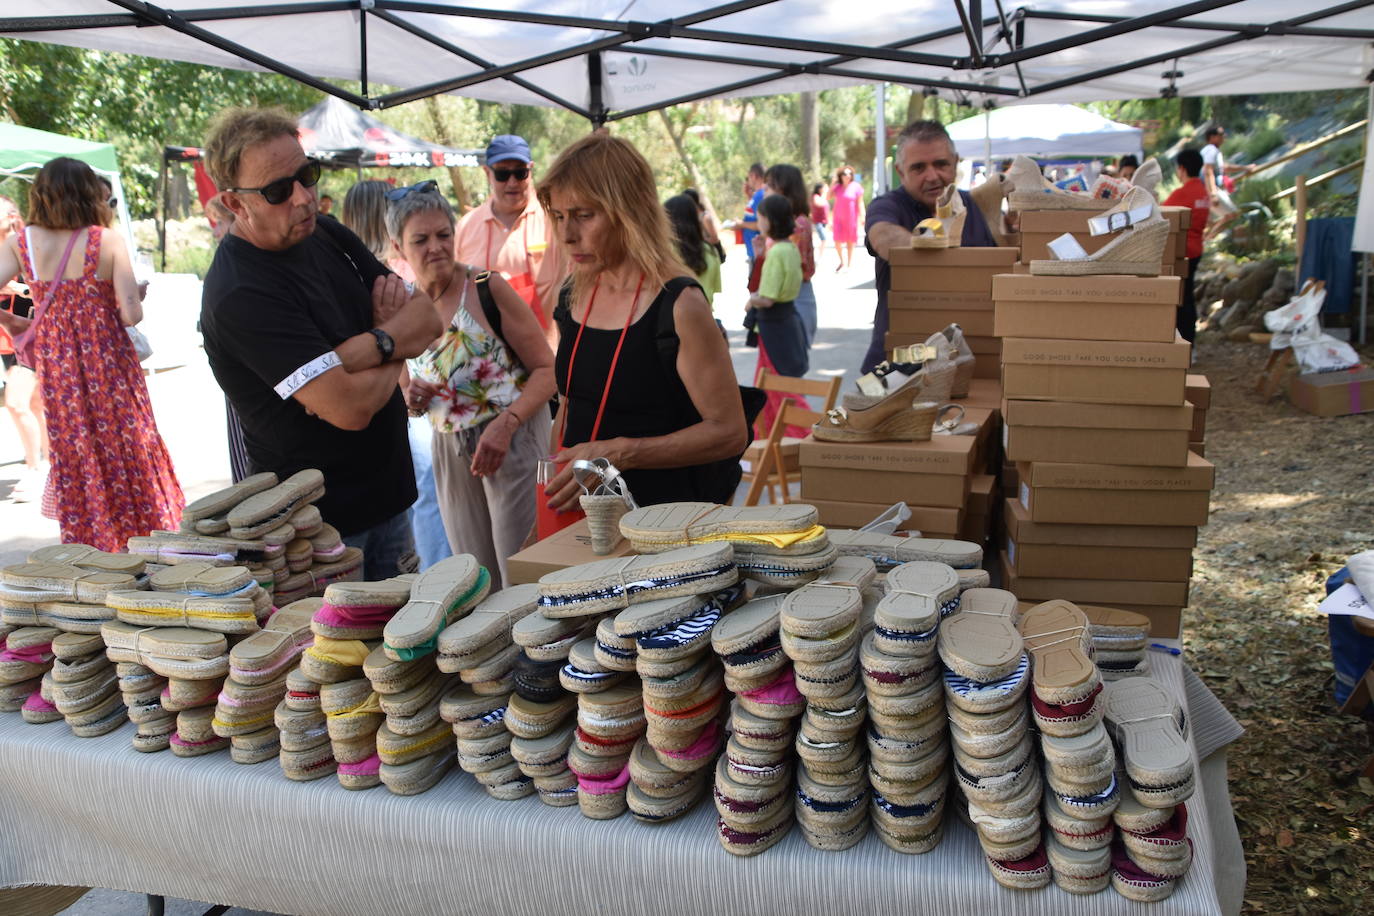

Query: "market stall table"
<box><xmin>0</xmin><ymin>648</ymin><xmax>1244</xmax><ymax>916</ymax></box>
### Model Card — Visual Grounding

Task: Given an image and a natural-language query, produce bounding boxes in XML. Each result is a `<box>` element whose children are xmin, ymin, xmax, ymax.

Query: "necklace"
<box><xmin>560</xmin><ymin>272</ymin><xmax>646</xmax><ymax>447</ymax></box>
<box><xmin>427</xmin><ymin>265</ymin><xmax>459</xmax><ymax>306</ymax></box>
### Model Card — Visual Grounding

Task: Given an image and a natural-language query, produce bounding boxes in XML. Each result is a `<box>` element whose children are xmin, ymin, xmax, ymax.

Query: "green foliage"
<box><xmin>163</xmin><ymin>241</ymin><xmax>217</xmax><ymax>280</ymax></box>
<box><xmin>1242</xmin><ymin>126</ymin><xmax>1286</xmax><ymax>162</ymax></box>
<box><xmin>0</xmin><ymin>38</ymin><xmax>319</xmax><ymax>219</ymax></box>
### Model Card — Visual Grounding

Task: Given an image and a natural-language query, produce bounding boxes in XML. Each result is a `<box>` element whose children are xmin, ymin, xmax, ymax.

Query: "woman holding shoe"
<box><xmin>389</xmin><ymin>182</ymin><xmax>555</xmax><ymax>589</ymax></box>
<box><xmin>537</xmin><ymin>133</ymin><xmax>749</xmax><ymax>513</ymax></box>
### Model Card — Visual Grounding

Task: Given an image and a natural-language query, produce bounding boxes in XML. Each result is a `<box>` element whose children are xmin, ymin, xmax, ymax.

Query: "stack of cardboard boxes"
<box><xmin>992</xmin><ymin>270</ymin><xmax>1215</xmax><ymax>639</ymax></box>
<box><xmin>1018</xmin><ymin>207</ymin><xmax>1191</xmax><ymax>278</ymax></box>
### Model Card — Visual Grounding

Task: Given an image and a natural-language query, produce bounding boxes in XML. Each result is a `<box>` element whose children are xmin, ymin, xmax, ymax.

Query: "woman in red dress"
<box><xmin>0</xmin><ymin>157</ymin><xmax>183</xmax><ymax>550</ymax></box>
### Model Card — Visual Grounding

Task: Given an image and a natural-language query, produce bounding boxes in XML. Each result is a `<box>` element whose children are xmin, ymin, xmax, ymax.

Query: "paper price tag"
<box><xmin>1319</xmin><ymin>582</ymin><xmax>1374</xmax><ymax>621</ymax></box>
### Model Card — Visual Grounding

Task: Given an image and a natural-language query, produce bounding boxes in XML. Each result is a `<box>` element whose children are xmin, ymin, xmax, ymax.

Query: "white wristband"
<box><xmin>274</xmin><ymin>351</ymin><xmax>342</xmax><ymax>399</ymax></box>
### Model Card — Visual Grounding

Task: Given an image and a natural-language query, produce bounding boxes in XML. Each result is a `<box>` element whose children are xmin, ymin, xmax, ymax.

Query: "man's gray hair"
<box><xmin>895</xmin><ymin>120</ymin><xmax>957</xmax><ymax>158</ymax></box>
<box><xmin>384</xmin><ymin>187</ymin><xmax>455</xmax><ymax>244</ymax></box>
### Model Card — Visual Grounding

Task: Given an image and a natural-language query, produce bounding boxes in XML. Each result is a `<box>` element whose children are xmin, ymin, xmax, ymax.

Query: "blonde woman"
<box><xmin>537</xmin><ymin>133</ymin><xmax>748</xmax><ymax>512</ymax></box>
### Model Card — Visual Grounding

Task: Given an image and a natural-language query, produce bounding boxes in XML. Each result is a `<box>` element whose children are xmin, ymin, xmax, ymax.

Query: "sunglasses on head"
<box><xmin>227</xmin><ymin>160</ymin><xmax>322</xmax><ymax>206</ymax></box>
<box><xmin>385</xmin><ymin>180</ymin><xmax>440</xmax><ymax>201</ymax></box>
<box><xmin>492</xmin><ymin>166</ymin><xmax>530</xmax><ymax>182</ymax></box>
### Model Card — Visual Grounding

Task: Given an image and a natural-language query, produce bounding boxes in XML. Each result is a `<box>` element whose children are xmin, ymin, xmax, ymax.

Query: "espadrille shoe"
<box><xmin>101</xmin><ymin>622</ymin><xmax>229</xmax><ymax>679</ymax></box>
<box><xmin>1021</xmin><ymin>599</ymin><xmax>1102</xmax><ymax>714</ymax></box>
<box><xmin>230</xmin><ymin>599</ymin><xmax>319</xmax><ymax>686</ymax></box>
<box><xmin>1048</xmin><ymin>835</ymin><xmax>1112</xmax><ymax>895</ymax></box>
<box><xmin>383</xmin><ymin>555</ymin><xmax>489</xmax><ymax>661</ymax></box>
<box><xmin>512</xmin><ymin>721</ymin><xmax>576</xmax><ymax>777</ymax></box>
<box><xmin>1</xmin><ymin>597</ymin><xmax>114</xmax><ymax>633</ymax></box>
<box><xmin>735</xmin><ymin>665</ymin><xmax>806</xmax><ymax>720</ymax></box>
<box><xmin>435</xmin><ymin>583</ymin><xmax>539</xmax><ymax>672</ymax></box>
<box><xmin>2</xmin><ymin>563</ymin><xmax>139</xmax><ymax>604</ymax></box>
<box><xmin>132</xmin><ymin>715</ymin><xmax>176</xmax><ymax>751</ymax></box>
<box><xmin>512</xmin><ymin>656</ymin><xmax>563</xmax><ymax>702</ymax></box>
<box><xmin>1119</xmin><ymin>801</ymin><xmax>1190</xmax><ymax>863</ymax></box>
<box><xmin>985</xmin><ymin>842</ymin><xmax>1053</xmax><ymax>890</ymax></box>
<box><xmin>127</xmin><ymin>532</ymin><xmax>271</xmax><ymax>568</ymax></box>
<box><xmin>949</xmin><ymin>703</ymin><xmax>1028</xmax><ymax>760</ymax></box>
<box><xmin>1044</xmin><ymin>790</ymin><xmax>1115</xmax><ymax>850</ymax></box>
<box><xmin>1082</xmin><ymin>604</ymin><xmax>1151</xmax><ymax>649</ymax></box>
<box><xmin>537</xmin><ymin>544</ymin><xmax>737</xmax><ymax>618</ymax></box>
<box><xmin>910</xmin><ymin>183</ymin><xmax>966</xmax><ymax>248</ymax></box>
<box><xmin>287</xmin><ymin>503</ymin><xmax>322</xmax><ymax>538</ymax></box>
<box><xmin>381</xmin><ymin>746</ymin><xmax>456</xmax><ymax>796</ymax></box>
<box><xmin>813</xmin><ymin>393</ymin><xmax>941</xmax><ymax>444</ymax></box>
<box><xmin>729</xmin><ymin>702</ymin><xmax>796</xmax><ymax>752</ymax></box>
<box><xmin>226</xmin><ymin>469</ymin><xmax>324</xmax><ymax>539</ymax></box>
<box><xmin>713</xmin><ymin>752</ymin><xmax>791</xmax><ymax>824</ymax></box>
<box><xmin>846</xmin><ymin>347</ymin><xmax>956</xmax><ymax>411</ymax></box>
<box><xmin>279</xmin><ymin>739</ymin><xmax>337</xmax><ymax>781</ymax></box>
<box><xmin>275</xmin><ymin>700</ymin><xmax>328</xmax><ymax>747</ymax></box>
<box><xmin>825</xmin><ymin>529</ymin><xmax>982</xmax><ymax>571</ymax></box>
<box><xmin>1051</xmin><ymin>770</ymin><xmax>1121</xmax><ymax>820</ymax></box>
<box><xmin>213</xmin><ymin>674</ymin><xmax>289</xmax><ymax>736</ymax></box>
<box><xmin>575</xmin><ymin>759</ymin><xmax>632</xmax><ymax>819</ymax></box>
<box><xmin>162</xmin><ymin>676</ymin><xmax>224</xmax><ymax>712</ymax></box>
<box><xmin>870</xmin><ymin>769</ymin><xmax>946</xmax><ymax>839</ymax></box>
<box><xmin>627</xmin><ymin>771</ymin><xmax>707</xmax><ymax>824</ymax></box>
<box><xmin>933</xmin><ymin>323</ymin><xmax>976</xmax><ymax>398</ymax></box>
<box><xmin>616</xmin><ymin>590</ymin><xmax>729</xmax><ymax>664</ymax></box>
<box><xmin>943</xmin><ymin>652</ymin><xmax>1030</xmax><ymax>715</ymax></box>
<box><xmin>580</xmin><ymin>493</ymin><xmax>631</xmax><ymax>556</ymax></box>
<box><xmin>794</xmin><ymin>768</ymin><xmax>868</xmax><ymax>851</ymax></box>
<box><xmin>781</xmin><ymin>580</ymin><xmax>863</xmax><ymax>664</ymax></box>
<box><xmin>440</xmin><ymin>683</ymin><xmax>508</xmax><ymax>740</ymax></box>
<box><xmin>1130</xmin><ymin>157</ymin><xmax>1162</xmax><ymax>196</ymax></box>
<box><xmin>27</xmin><ymin>544</ymin><xmax>146</xmax><ymax>577</ymax></box>
<box><xmin>973</xmin><ymin>806</ymin><xmax>1042</xmax><ymax>863</ymax></box>
<box><xmin>628</xmin><ymin>735</ymin><xmax>707</xmax><ymax>797</ymax></box>
<box><xmin>939</xmin><ymin>612</ymin><xmax>1024</xmax><ymax>683</ymax></box>
<box><xmin>1104</xmin><ymin>677</ymin><xmax>1194</xmax><ymax>807</ymax></box>
<box><xmin>512</xmin><ymin>610</ymin><xmax>590</xmax><ymax>663</ymax></box>
<box><xmin>1029</xmin><ymin>187</ymin><xmax>1168</xmax><ymax>277</ymax></box>
<box><xmin>1110</xmin><ymin>840</ymin><xmax>1181</xmax><ymax>902</ymax></box>
<box><xmin>1007</xmin><ymin>155</ymin><xmax>1112</xmax><ymax>211</ymax></box>
<box><xmin>806</xmin><ymin>679</ymin><xmax>868</xmax><ymax>737</ymax></box>
<box><xmin>713</xmin><ymin>594</ymin><xmax>787</xmax><ymax>684</ymax></box>
<box><xmin>1041</xmin><ymin>722</ymin><xmax>1116</xmax><ymax>785</ymax></box>
<box><xmin>957</xmin><ymin>587</ymin><xmax>1019</xmax><ymax>624</ymax></box>
<box><xmin>230</xmin><ymin>727</ymin><xmax>281</xmax><ymax>765</ymax></box>
<box><xmin>313</xmin><ymin>576</ymin><xmax>417</xmax><ymax>640</ymax></box>
<box><xmin>560</xmin><ymin>637</ymin><xmax>628</xmax><ymax>693</ymax></box>
<box><xmin>860</xmin><ymin>631</ymin><xmax>939</xmax><ymax>697</ymax></box>
<box><xmin>506</xmin><ymin>692</ymin><xmax>577</xmax><ymax>740</ymax></box>
<box><xmin>180</xmin><ymin>473</ymin><xmax>278</xmax><ymax>532</ymax></box>
<box><xmin>619</xmin><ymin>502</ymin><xmax>821</xmax><ymax>553</ymax></box>
<box><xmin>300</xmin><ymin>636</ymin><xmax>375</xmax><ymax>684</ymax></box>
<box><xmin>887</xmin><ymin>561</ymin><xmax>960</xmax><ymax>616</ymax></box>
<box><xmin>721</xmin><ymin>733</ymin><xmax>791</xmax><ymax>788</ymax></box>
<box><xmin>955</xmin><ymin>741</ymin><xmax>1037</xmax><ymax>807</ymax></box>
<box><xmin>532</xmin><ymin>769</ymin><xmax>579</xmax><ymax>807</ymax></box>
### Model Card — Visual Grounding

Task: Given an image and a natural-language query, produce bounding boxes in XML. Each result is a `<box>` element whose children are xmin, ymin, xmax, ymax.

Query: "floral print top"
<box><xmin>408</xmin><ymin>269</ymin><xmax>527</xmax><ymax>433</ymax></box>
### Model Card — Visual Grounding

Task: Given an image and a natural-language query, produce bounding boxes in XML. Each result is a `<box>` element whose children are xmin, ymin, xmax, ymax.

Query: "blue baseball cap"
<box><xmin>486</xmin><ymin>135</ymin><xmax>532</xmax><ymax>166</ymax></box>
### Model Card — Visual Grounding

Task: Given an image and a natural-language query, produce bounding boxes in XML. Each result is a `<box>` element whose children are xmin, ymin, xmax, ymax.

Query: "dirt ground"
<box><xmin>1186</xmin><ymin>333</ymin><xmax>1374</xmax><ymax>914</ymax></box>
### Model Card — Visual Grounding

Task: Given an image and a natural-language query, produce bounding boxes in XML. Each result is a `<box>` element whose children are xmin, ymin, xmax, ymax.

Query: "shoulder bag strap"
<box><xmin>472</xmin><ymin>270</ymin><xmax>505</xmax><ymax>345</ymax></box>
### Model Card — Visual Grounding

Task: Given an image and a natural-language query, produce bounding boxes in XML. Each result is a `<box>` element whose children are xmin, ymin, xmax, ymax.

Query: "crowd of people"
<box><xmin>0</xmin><ymin>105</ymin><xmax>1237</xmax><ymax>579</ymax></box>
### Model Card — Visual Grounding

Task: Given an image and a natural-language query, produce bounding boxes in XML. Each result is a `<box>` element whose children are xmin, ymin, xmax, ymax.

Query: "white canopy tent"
<box><xmin>946</xmin><ymin>104</ymin><xmax>1143</xmax><ymax>160</ymax></box>
<box><xmin>0</xmin><ymin>2</ymin><xmax>1370</xmax><ymax>124</ymax></box>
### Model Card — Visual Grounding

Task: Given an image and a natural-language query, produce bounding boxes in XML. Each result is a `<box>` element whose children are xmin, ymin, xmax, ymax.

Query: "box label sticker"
<box><xmin>1020</xmin><ymin>481</ymin><xmax>1030</xmax><ymax>510</ymax></box>
<box><xmin>1006</xmin><ymin>537</ymin><xmax>1016</xmax><ymax>566</ymax></box>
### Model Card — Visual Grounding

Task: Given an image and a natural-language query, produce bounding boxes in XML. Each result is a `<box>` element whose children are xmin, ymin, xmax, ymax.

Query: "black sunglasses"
<box><xmin>386</xmin><ymin>180</ymin><xmax>439</xmax><ymax>201</ymax></box>
<box><xmin>228</xmin><ymin>161</ymin><xmax>322</xmax><ymax>206</ymax></box>
<box><xmin>492</xmin><ymin>167</ymin><xmax>530</xmax><ymax>182</ymax></box>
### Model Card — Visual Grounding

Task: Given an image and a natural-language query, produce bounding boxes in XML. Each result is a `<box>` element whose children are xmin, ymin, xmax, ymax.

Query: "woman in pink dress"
<box><xmin>828</xmin><ymin>165</ymin><xmax>865</xmax><ymax>272</ymax></box>
<box><xmin>0</xmin><ymin>157</ymin><xmax>183</xmax><ymax>551</ymax></box>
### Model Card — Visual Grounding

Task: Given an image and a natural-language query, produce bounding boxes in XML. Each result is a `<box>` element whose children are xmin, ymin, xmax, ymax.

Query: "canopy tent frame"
<box><xmin>3</xmin><ymin>2</ymin><xmax>1372</xmax><ymax>125</ymax></box>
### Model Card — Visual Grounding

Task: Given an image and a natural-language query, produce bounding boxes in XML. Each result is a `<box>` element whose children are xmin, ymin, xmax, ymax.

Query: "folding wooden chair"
<box><xmin>739</xmin><ymin>370</ymin><xmax>840</xmax><ymax>506</ymax></box>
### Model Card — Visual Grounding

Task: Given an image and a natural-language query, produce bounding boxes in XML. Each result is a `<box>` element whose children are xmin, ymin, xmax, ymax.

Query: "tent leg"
<box><xmin>158</xmin><ymin>158</ymin><xmax>169</xmax><ymax>272</ymax></box>
<box><xmin>874</xmin><ymin>83</ymin><xmax>887</xmax><ymax>195</ymax></box>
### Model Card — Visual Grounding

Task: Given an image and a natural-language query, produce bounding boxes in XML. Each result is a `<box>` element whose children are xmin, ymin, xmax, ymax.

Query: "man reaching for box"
<box><xmin>863</xmin><ymin>120</ymin><xmax>999</xmax><ymax>374</ymax></box>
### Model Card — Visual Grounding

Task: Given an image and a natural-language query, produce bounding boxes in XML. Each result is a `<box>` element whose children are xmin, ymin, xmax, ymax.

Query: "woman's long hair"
<box><xmin>536</xmin><ymin>133</ymin><xmax>689</xmax><ymax>305</ymax></box>
<box><xmin>664</xmin><ymin>194</ymin><xmax>707</xmax><ymax>276</ymax></box>
<box><xmin>341</xmin><ymin>180</ymin><xmax>393</xmax><ymax>263</ymax></box>
<box><xmin>27</xmin><ymin>157</ymin><xmax>112</xmax><ymax>230</ymax></box>
<box><xmin>833</xmin><ymin>164</ymin><xmax>855</xmax><ymax>187</ymax></box>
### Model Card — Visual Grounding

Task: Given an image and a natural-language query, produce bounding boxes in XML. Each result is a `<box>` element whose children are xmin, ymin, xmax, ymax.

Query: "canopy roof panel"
<box><xmin>2</xmin><ymin>2</ymin><xmax>1371</xmax><ymax>121</ymax></box>
<box><xmin>0</xmin><ymin>120</ymin><xmax>120</xmax><ymax>174</ymax></box>
<box><xmin>946</xmin><ymin>104</ymin><xmax>1143</xmax><ymax>158</ymax></box>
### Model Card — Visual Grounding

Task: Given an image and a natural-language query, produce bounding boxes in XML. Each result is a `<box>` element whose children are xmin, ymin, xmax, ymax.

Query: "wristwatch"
<box><xmin>368</xmin><ymin>328</ymin><xmax>395</xmax><ymax>362</ymax></box>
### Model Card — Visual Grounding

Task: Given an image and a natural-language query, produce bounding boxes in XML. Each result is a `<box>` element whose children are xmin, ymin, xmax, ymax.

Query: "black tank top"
<box><xmin>554</xmin><ymin>277</ymin><xmax>740</xmax><ymax>506</ymax></box>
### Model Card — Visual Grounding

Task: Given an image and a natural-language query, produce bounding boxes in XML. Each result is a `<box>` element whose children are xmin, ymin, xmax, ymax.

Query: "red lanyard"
<box><xmin>561</xmin><ymin>272</ymin><xmax>645</xmax><ymax>447</ymax></box>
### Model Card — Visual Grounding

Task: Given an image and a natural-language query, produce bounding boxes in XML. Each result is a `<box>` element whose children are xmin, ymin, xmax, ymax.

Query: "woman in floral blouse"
<box><xmin>389</xmin><ymin>183</ymin><xmax>555</xmax><ymax>588</ymax></box>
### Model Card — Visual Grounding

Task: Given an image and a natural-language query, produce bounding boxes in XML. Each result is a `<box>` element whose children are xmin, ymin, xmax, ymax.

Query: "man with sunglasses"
<box><xmin>454</xmin><ymin>134</ymin><xmax>559</xmax><ymax>340</ymax></box>
<box><xmin>200</xmin><ymin>107</ymin><xmax>443</xmax><ymax>580</ymax></box>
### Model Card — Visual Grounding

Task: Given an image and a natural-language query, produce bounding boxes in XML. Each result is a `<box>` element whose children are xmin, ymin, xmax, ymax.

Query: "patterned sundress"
<box><xmin>17</xmin><ymin>227</ymin><xmax>184</xmax><ymax>551</ymax></box>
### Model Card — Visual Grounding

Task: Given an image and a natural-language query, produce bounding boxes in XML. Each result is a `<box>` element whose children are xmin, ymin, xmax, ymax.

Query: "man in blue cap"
<box><xmin>455</xmin><ymin>134</ymin><xmax>559</xmax><ymax>340</ymax></box>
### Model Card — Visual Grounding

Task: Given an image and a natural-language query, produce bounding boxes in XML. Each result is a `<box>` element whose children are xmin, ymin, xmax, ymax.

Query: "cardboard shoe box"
<box><xmin>888</xmin><ymin>246</ymin><xmax>1020</xmax><ymax>293</ymax></box>
<box><xmin>1004</xmin><ymin>497</ymin><xmax>1197</xmax><ymax>549</ymax></box>
<box><xmin>1288</xmin><ymin>367</ymin><xmax>1374</xmax><ymax>417</ymax></box>
<box><xmin>506</xmin><ymin>519</ymin><xmax>634</xmax><ymax>585</ymax></box>
<box><xmin>1001</xmin><ymin>552</ymin><xmax>1189</xmax><ymax>612</ymax></box>
<box><xmin>992</xmin><ymin>274</ymin><xmax>1182</xmax><ymax>343</ymax></box>
<box><xmin>804</xmin><ymin>498</ymin><xmax>963</xmax><ymax>537</ymax></box>
<box><xmin>799</xmin><ymin>435</ymin><xmax>976</xmax><ymax>510</ymax></box>
<box><xmin>1016</xmin><ymin>453</ymin><xmax>1214</xmax><ymax>526</ymax></box>
<box><xmin>802</xmin><ymin>467</ymin><xmax>969</xmax><ymax>509</ymax></box>
<box><xmin>1185</xmin><ymin>373</ymin><xmax>1211</xmax><ymax>410</ymax></box>
<box><xmin>1000</xmin><ymin>335</ymin><xmax>1191</xmax><ymax>406</ymax></box>
<box><xmin>1002</xmin><ymin>398</ymin><xmax>1194</xmax><ymax>467</ymax></box>
<box><xmin>889</xmin><ymin>290</ymin><xmax>995</xmax><ymax>312</ymax></box>
<box><xmin>890</xmin><ymin>308</ymin><xmax>995</xmax><ymax>337</ymax></box>
<box><xmin>1006</xmin><ymin>538</ymin><xmax>1193</xmax><ymax>581</ymax></box>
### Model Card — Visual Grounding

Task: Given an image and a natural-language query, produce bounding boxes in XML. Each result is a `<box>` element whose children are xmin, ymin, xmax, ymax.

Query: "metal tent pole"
<box><xmin>874</xmin><ymin>83</ymin><xmax>887</xmax><ymax>194</ymax></box>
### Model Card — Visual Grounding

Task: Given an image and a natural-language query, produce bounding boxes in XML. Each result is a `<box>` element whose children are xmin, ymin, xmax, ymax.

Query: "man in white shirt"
<box><xmin>1201</xmin><ymin>125</ymin><xmax>1256</xmax><ymax>238</ymax></box>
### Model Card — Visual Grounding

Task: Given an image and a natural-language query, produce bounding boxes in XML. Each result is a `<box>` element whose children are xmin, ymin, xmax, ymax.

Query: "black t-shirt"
<box><xmin>865</xmin><ymin>186</ymin><xmax>997</xmax><ymax>316</ymax></box>
<box><xmin>200</xmin><ymin>217</ymin><xmax>415</xmax><ymax>536</ymax></box>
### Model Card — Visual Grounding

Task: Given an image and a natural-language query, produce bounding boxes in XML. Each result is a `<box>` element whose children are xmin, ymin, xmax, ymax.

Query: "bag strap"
<box><xmin>25</xmin><ymin>228</ymin><xmax>83</xmax><ymax>336</ymax></box>
<box><xmin>472</xmin><ymin>270</ymin><xmax>504</xmax><ymax>344</ymax></box>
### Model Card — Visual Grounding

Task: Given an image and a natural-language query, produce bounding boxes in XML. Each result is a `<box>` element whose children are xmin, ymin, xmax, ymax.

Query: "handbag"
<box><xmin>127</xmin><ymin>325</ymin><xmax>154</xmax><ymax>362</ymax></box>
<box><xmin>13</xmin><ymin>228</ymin><xmax>82</xmax><ymax>369</ymax></box>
